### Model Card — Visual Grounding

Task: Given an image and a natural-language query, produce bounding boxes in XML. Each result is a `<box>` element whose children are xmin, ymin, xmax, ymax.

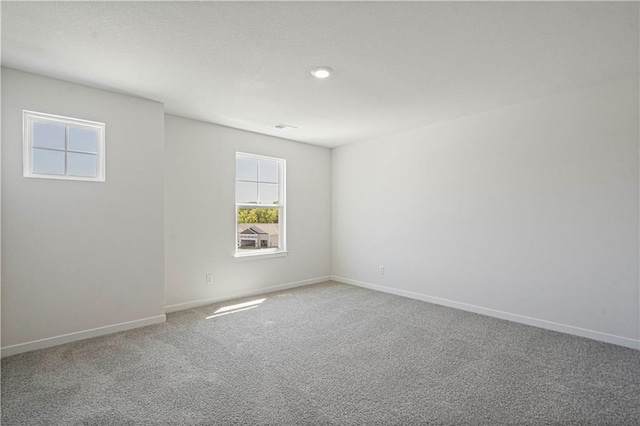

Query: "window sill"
<box><xmin>24</xmin><ymin>173</ymin><xmax>105</xmax><ymax>183</ymax></box>
<box><xmin>233</xmin><ymin>250</ymin><xmax>289</xmax><ymax>261</ymax></box>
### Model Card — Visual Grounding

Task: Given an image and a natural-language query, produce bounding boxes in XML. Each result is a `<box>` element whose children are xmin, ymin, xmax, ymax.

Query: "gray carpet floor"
<box><xmin>2</xmin><ymin>281</ymin><xmax>640</xmax><ymax>425</ymax></box>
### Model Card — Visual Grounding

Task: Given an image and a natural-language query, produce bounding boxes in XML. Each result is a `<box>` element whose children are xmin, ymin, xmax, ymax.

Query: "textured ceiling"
<box><xmin>2</xmin><ymin>1</ymin><xmax>638</xmax><ymax>148</ymax></box>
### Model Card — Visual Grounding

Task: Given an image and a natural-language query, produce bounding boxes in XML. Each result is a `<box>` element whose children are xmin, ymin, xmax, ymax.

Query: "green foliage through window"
<box><xmin>237</xmin><ymin>207</ymin><xmax>279</xmax><ymax>224</ymax></box>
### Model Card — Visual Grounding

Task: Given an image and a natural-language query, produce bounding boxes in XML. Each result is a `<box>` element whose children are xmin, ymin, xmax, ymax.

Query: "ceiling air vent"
<box><xmin>275</xmin><ymin>123</ymin><xmax>298</xmax><ymax>130</ymax></box>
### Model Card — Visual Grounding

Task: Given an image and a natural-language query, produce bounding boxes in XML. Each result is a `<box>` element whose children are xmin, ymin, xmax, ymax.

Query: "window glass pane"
<box><xmin>236</xmin><ymin>157</ymin><xmax>258</xmax><ymax>181</ymax></box>
<box><xmin>259</xmin><ymin>183</ymin><xmax>279</xmax><ymax>204</ymax></box>
<box><xmin>259</xmin><ymin>160</ymin><xmax>279</xmax><ymax>183</ymax></box>
<box><xmin>33</xmin><ymin>122</ymin><xmax>65</xmax><ymax>150</ymax></box>
<box><xmin>236</xmin><ymin>181</ymin><xmax>258</xmax><ymax>203</ymax></box>
<box><xmin>32</xmin><ymin>148</ymin><xmax>65</xmax><ymax>175</ymax></box>
<box><xmin>67</xmin><ymin>152</ymin><xmax>97</xmax><ymax>177</ymax></box>
<box><xmin>237</xmin><ymin>207</ymin><xmax>280</xmax><ymax>252</ymax></box>
<box><xmin>68</xmin><ymin>127</ymin><xmax>98</xmax><ymax>153</ymax></box>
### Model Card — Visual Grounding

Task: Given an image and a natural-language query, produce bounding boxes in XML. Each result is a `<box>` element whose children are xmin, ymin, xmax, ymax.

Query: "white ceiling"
<box><xmin>2</xmin><ymin>1</ymin><xmax>638</xmax><ymax>148</ymax></box>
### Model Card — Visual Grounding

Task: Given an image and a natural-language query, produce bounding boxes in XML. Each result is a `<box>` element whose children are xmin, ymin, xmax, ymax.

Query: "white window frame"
<box><xmin>23</xmin><ymin>110</ymin><xmax>106</xmax><ymax>182</ymax></box>
<box><xmin>234</xmin><ymin>152</ymin><xmax>287</xmax><ymax>259</ymax></box>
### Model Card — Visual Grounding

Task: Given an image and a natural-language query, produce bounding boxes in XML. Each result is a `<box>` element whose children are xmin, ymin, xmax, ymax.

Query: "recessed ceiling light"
<box><xmin>311</xmin><ymin>66</ymin><xmax>332</xmax><ymax>79</ymax></box>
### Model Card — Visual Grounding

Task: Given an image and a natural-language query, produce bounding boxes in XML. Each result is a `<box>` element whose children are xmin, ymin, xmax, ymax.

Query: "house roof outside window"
<box><xmin>237</xmin><ymin>223</ymin><xmax>279</xmax><ymax>237</ymax></box>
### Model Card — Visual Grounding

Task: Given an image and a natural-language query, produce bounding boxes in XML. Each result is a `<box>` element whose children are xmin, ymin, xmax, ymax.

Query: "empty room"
<box><xmin>1</xmin><ymin>1</ymin><xmax>639</xmax><ymax>424</ymax></box>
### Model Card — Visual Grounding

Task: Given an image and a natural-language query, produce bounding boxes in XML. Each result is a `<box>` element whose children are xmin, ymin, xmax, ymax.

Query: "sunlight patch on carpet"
<box><xmin>206</xmin><ymin>298</ymin><xmax>266</xmax><ymax>319</ymax></box>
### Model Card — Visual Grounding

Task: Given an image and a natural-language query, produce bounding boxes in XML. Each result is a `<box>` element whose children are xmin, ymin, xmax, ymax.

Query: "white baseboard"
<box><xmin>330</xmin><ymin>275</ymin><xmax>640</xmax><ymax>350</ymax></box>
<box><xmin>165</xmin><ymin>276</ymin><xmax>331</xmax><ymax>313</ymax></box>
<box><xmin>1</xmin><ymin>314</ymin><xmax>167</xmax><ymax>358</ymax></box>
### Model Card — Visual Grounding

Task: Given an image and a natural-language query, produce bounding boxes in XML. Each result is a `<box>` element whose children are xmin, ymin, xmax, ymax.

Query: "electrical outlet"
<box><xmin>379</xmin><ymin>266</ymin><xmax>385</xmax><ymax>275</ymax></box>
<box><xmin>206</xmin><ymin>274</ymin><xmax>213</xmax><ymax>285</ymax></box>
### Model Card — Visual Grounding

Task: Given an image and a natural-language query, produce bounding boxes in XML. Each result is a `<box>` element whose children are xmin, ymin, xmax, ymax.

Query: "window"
<box><xmin>23</xmin><ymin>110</ymin><xmax>105</xmax><ymax>182</ymax></box>
<box><xmin>235</xmin><ymin>152</ymin><xmax>286</xmax><ymax>257</ymax></box>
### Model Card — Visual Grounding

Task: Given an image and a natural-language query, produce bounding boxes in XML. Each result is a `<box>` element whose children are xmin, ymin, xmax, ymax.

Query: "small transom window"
<box><xmin>23</xmin><ymin>110</ymin><xmax>106</xmax><ymax>182</ymax></box>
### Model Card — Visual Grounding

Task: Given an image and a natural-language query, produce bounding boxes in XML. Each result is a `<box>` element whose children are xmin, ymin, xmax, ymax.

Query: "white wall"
<box><xmin>332</xmin><ymin>76</ymin><xmax>640</xmax><ymax>348</ymax></box>
<box><xmin>1</xmin><ymin>68</ymin><xmax>166</xmax><ymax>353</ymax></box>
<box><xmin>164</xmin><ymin>115</ymin><xmax>331</xmax><ymax>310</ymax></box>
